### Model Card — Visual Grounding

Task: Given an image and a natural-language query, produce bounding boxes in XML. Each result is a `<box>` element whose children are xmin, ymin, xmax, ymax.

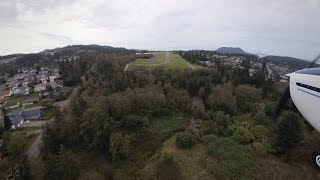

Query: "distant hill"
<box><xmin>216</xmin><ymin>47</ymin><xmax>247</xmax><ymax>55</ymax></box>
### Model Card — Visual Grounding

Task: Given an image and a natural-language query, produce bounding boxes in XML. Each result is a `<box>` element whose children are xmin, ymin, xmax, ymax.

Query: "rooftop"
<box><xmin>10</xmin><ymin>116</ymin><xmax>24</xmax><ymax>126</ymax></box>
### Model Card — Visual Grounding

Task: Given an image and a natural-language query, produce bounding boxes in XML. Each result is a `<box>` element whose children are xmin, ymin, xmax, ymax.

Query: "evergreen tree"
<box><xmin>2</xmin><ymin>109</ymin><xmax>11</xmax><ymax>131</ymax></box>
<box><xmin>275</xmin><ymin>111</ymin><xmax>303</xmax><ymax>159</ymax></box>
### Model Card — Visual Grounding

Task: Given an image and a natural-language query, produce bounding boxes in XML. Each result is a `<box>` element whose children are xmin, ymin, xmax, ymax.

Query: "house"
<box><xmin>3</xmin><ymin>102</ymin><xmax>19</xmax><ymax>109</ymax></box>
<box><xmin>40</xmin><ymin>75</ymin><xmax>48</xmax><ymax>84</ymax></box>
<box><xmin>10</xmin><ymin>116</ymin><xmax>24</xmax><ymax>129</ymax></box>
<box><xmin>49</xmin><ymin>82</ymin><xmax>59</xmax><ymax>90</ymax></box>
<box><xmin>22</xmin><ymin>98</ymin><xmax>40</xmax><ymax>106</ymax></box>
<box><xmin>22</xmin><ymin>76</ymin><xmax>33</xmax><ymax>87</ymax></box>
<box><xmin>53</xmin><ymin>68</ymin><xmax>60</xmax><ymax>76</ymax></box>
<box><xmin>13</xmin><ymin>87</ymin><xmax>24</xmax><ymax>95</ymax></box>
<box><xmin>34</xmin><ymin>84</ymin><xmax>47</xmax><ymax>92</ymax></box>
<box><xmin>22</xmin><ymin>109</ymin><xmax>42</xmax><ymax>120</ymax></box>
<box><xmin>13</xmin><ymin>87</ymin><xmax>30</xmax><ymax>95</ymax></box>
<box><xmin>49</xmin><ymin>75</ymin><xmax>59</xmax><ymax>83</ymax></box>
<box><xmin>43</xmin><ymin>92</ymin><xmax>52</xmax><ymax>98</ymax></box>
<box><xmin>14</xmin><ymin>74</ymin><xmax>25</xmax><ymax>80</ymax></box>
<box><xmin>0</xmin><ymin>90</ymin><xmax>12</xmax><ymax>99</ymax></box>
<box><xmin>8</xmin><ymin>109</ymin><xmax>42</xmax><ymax>129</ymax></box>
<box><xmin>8</xmin><ymin>110</ymin><xmax>23</xmax><ymax>118</ymax></box>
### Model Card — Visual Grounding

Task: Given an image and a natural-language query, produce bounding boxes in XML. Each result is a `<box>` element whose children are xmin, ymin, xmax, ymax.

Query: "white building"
<box><xmin>34</xmin><ymin>84</ymin><xmax>47</xmax><ymax>92</ymax></box>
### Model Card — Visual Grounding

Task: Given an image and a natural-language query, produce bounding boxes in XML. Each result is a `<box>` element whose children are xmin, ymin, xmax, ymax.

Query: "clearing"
<box><xmin>127</xmin><ymin>52</ymin><xmax>194</xmax><ymax>71</ymax></box>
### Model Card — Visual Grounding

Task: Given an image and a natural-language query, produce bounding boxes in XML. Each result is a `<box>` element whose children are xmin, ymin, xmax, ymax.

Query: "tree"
<box><xmin>7</xmin><ymin>131</ymin><xmax>27</xmax><ymax>159</ymax></box>
<box><xmin>45</xmin><ymin>146</ymin><xmax>81</xmax><ymax>180</ymax></box>
<box><xmin>16</xmin><ymin>155</ymin><xmax>31</xmax><ymax>180</ymax></box>
<box><xmin>2</xmin><ymin>109</ymin><xmax>12</xmax><ymax>131</ymax></box>
<box><xmin>34</xmin><ymin>63</ymin><xmax>41</xmax><ymax>71</ymax></box>
<box><xmin>253</xmin><ymin>112</ymin><xmax>270</xmax><ymax>125</ymax></box>
<box><xmin>275</xmin><ymin>111</ymin><xmax>303</xmax><ymax>158</ymax></box>
<box><xmin>207</xmin><ymin>83</ymin><xmax>236</xmax><ymax>114</ymax></box>
<box><xmin>235</xmin><ymin>85</ymin><xmax>262</xmax><ymax>113</ymax></box>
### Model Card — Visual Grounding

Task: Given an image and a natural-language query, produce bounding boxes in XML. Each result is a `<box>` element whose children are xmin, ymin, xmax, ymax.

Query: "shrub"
<box><xmin>175</xmin><ymin>132</ymin><xmax>196</xmax><ymax>149</ymax></box>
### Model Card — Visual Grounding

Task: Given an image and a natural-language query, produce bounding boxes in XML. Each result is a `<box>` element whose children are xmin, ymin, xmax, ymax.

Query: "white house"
<box><xmin>34</xmin><ymin>84</ymin><xmax>46</xmax><ymax>92</ymax></box>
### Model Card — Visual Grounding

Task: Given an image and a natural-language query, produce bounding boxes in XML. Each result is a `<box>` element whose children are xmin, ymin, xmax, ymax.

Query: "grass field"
<box><xmin>127</xmin><ymin>52</ymin><xmax>194</xmax><ymax>71</ymax></box>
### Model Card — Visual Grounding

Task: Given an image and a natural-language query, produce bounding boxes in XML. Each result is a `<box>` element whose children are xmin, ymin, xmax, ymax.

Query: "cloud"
<box><xmin>0</xmin><ymin>0</ymin><xmax>319</xmax><ymax>59</ymax></box>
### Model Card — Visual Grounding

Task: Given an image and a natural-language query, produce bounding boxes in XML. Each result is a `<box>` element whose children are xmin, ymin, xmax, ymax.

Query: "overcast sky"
<box><xmin>0</xmin><ymin>0</ymin><xmax>319</xmax><ymax>59</ymax></box>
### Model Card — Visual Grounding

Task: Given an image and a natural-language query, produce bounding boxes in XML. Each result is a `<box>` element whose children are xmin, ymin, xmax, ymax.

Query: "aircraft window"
<box><xmin>296</xmin><ymin>82</ymin><xmax>320</xmax><ymax>93</ymax></box>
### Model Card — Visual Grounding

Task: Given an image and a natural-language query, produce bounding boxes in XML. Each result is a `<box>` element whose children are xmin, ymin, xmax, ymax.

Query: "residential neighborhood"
<box><xmin>0</xmin><ymin>66</ymin><xmax>72</xmax><ymax>131</ymax></box>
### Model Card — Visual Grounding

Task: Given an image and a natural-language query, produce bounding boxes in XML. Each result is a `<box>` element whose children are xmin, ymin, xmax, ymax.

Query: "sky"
<box><xmin>0</xmin><ymin>0</ymin><xmax>320</xmax><ymax>59</ymax></box>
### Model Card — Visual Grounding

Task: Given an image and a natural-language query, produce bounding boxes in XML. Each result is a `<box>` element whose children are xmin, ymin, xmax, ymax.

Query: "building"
<box><xmin>0</xmin><ymin>90</ymin><xmax>12</xmax><ymax>99</ymax></box>
<box><xmin>22</xmin><ymin>109</ymin><xmax>42</xmax><ymax>120</ymax></box>
<box><xmin>3</xmin><ymin>102</ymin><xmax>19</xmax><ymax>109</ymax></box>
<box><xmin>10</xmin><ymin>116</ymin><xmax>24</xmax><ymax>129</ymax></box>
<box><xmin>49</xmin><ymin>75</ymin><xmax>59</xmax><ymax>83</ymax></box>
<box><xmin>8</xmin><ymin>109</ymin><xmax>42</xmax><ymax>129</ymax></box>
<box><xmin>49</xmin><ymin>82</ymin><xmax>59</xmax><ymax>90</ymax></box>
<box><xmin>22</xmin><ymin>98</ymin><xmax>40</xmax><ymax>106</ymax></box>
<box><xmin>13</xmin><ymin>74</ymin><xmax>25</xmax><ymax>80</ymax></box>
<box><xmin>13</xmin><ymin>87</ymin><xmax>31</xmax><ymax>95</ymax></box>
<box><xmin>34</xmin><ymin>84</ymin><xmax>47</xmax><ymax>92</ymax></box>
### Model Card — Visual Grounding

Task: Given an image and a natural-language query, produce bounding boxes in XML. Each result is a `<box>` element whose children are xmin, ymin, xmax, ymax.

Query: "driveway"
<box><xmin>26</xmin><ymin>133</ymin><xmax>43</xmax><ymax>159</ymax></box>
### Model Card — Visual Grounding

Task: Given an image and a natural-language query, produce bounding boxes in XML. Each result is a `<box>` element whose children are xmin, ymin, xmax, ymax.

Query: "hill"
<box><xmin>216</xmin><ymin>47</ymin><xmax>247</xmax><ymax>55</ymax></box>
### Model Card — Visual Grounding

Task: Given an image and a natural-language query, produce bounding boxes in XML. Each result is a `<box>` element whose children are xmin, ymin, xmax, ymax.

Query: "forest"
<box><xmin>1</xmin><ymin>49</ymin><xmax>320</xmax><ymax>179</ymax></box>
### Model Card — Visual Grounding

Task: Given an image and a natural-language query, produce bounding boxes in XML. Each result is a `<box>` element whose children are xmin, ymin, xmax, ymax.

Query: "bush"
<box><xmin>201</xmin><ymin>134</ymin><xmax>218</xmax><ymax>145</ymax></box>
<box><xmin>175</xmin><ymin>132</ymin><xmax>196</xmax><ymax>149</ymax></box>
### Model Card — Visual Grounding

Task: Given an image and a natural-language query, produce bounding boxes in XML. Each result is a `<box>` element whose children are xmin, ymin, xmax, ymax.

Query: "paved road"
<box><xmin>124</xmin><ymin>63</ymin><xmax>131</xmax><ymax>71</ymax></box>
<box><xmin>23</xmin><ymin>120</ymin><xmax>50</xmax><ymax>127</ymax></box>
<box><xmin>53</xmin><ymin>99</ymin><xmax>70</xmax><ymax>110</ymax></box>
<box><xmin>178</xmin><ymin>54</ymin><xmax>194</xmax><ymax>69</ymax></box>
<box><xmin>27</xmin><ymin>133</ymin><xmax>42</xmax><ymax>159</ymax></box>
<box><xmin>165</xmin><ymin>52</ymin><xmax>170</xmax><ymax>63</ymax></box>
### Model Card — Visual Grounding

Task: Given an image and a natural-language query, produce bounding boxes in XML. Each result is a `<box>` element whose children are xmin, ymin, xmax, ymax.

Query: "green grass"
<box><xmin>127</xmin><ymin>53</ymin><xmax>193</xmax><ymax>71</ymax></box>
<box><xmin>24</xmin><ymin>103</ymin><xmax>41</xmax><ymax>109</ymax></box>
<box><xmin>23</xmin><ymin>126</ymin><xmax>42</xmax><ymax>132</ymax></box>
<box><xmin>149</xmin><ymin>115</ymin><xmax>187</xmax><ymax>138</ymax></box>
<box><xmin>42</xmin><ymin>107</ymin><xmax>56</xmax><ymax>120</ymax></box>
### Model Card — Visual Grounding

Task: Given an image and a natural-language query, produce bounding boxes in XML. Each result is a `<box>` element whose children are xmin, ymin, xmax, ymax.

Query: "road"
<box><xmin>165</xmin><ymin>52</ymin><xmax>170</xmax><ymax>63</ymax></box>
<box><xmin>27</xmin><ymin>133</ymin><xmax>42</xmax><ymax>159</ymax></box>
<box><xmin>178</xmin><ymin>54</ymin><xmax>194</xmax><ymax>69</ymax></box>
<box><xmin>124</xmin><ymin>63</ymin><xmax>131</xmax><ymax>71</ymax></box>
<box><xmin>23</xmin><ymin>120</ymin><xmax>50</xmax><ymax>127</ymax></box>
<box><xmin>53</xmin><ymin>99</ymin><xmax>70</xmax><ymax>110</ymax></box>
